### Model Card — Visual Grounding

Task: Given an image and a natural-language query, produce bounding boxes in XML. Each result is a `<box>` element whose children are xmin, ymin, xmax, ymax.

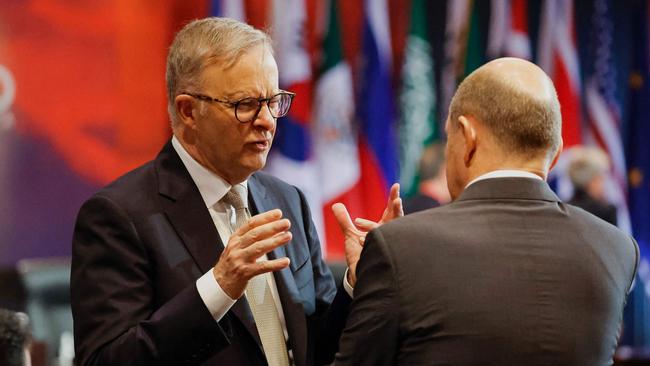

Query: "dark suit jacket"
<box><xmin>71</xmin><ymin>141</ymin><xmax>351</xmax><ymax>366</ymax></box>
<box><xmin>402</xmin><ymin>193</ymin><xmax>440</xmax><ymax>215</ymax></box>
<box><xmin>568</xmin><ymin>188</ymin><xmax>618</xmax><ymax>226</ymax></box>
<box><xmin>335</xmin><ymin>178</ymin><xmax>639</xmax><ymax>366</ymax></box>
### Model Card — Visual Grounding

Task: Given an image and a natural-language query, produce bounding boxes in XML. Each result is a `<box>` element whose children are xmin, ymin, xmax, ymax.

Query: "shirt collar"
<box><xmin>466</xmin><ymin>169</ymin><xmax>543</xmax><ymax>188</ymax></box>
<box><xmin>171</xmin><ymin>135</ymin><xmax>248</xmax><ymax>208</ymax></box>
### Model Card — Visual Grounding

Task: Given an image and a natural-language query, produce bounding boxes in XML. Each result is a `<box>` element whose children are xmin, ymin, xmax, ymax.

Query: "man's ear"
<box><xmin>458</xmin><ymin>115</ymin><xmax>477</xmax><ymax>166</ymax></box>
<box><xmin>549</xmin><ymin>138</ymin><xmax>564</xmax><ymax>171</ymax></box>
<box><xmin>175</xmin><ymin>94</ymin><xmax>198</xmax><ymax>129</ymax></box>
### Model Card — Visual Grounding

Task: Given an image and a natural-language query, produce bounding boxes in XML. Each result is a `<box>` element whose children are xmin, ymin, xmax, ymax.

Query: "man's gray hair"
<box><xmin>166</xmin><ymin>17</ymin><xmax>272</xmax><ymax>127</ymax></box>
<box><xmin>568</xmin><ymin>146</ymin><xmax>610</xmax><ymax>189</ymax></box>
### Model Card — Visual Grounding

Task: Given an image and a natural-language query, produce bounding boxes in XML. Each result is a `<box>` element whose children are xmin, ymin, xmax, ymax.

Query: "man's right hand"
<box><xmin>213</xmin><ymin>209</ymin><xmax>292</xmax><ymax>299</ymax></box>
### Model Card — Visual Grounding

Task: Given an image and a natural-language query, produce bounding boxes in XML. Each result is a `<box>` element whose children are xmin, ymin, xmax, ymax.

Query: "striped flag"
<box><xmin>487</xmin><ymin>0</ymin><xmax>531</xmax><ymax>60</ymax></box>
<box><xmin>313</xmin><ymin>0</ymin><xmax>361</xmax><ymax>258</ymax></box>
<box><xmin>330</xmin><ymin>0</ymin><xmax>397</xmax><ymax>252</ymax></box>
<box><xmin>211</xmin><ymin>0</ymin><xmax>245</xmax><ymax>21</ymax></box>
<box><xmin>537</xmin><ymin>0</ymin><xmax>583</xmax><ymax>200</ymax></box>
<box><xmin>583</xmin><ymin>0</ymin><xmax>631</xmax><ymax>232</ymax></box>
<box><xmin>264</xmin><ymin>0</ymin><xmax>326</xmax><ymax>239</ymax></box>
<box><xmin>398</xmin><ymin>0</ymin><xmax>437</xmax><ymax>197</ymax></box>
<box><xmin>358</xmin><ymin>0</ymin><xmax>397</xmax><ymax>192</ymax></box>
<box><xmin>537</xmin><ymin>0</ymin><xmax>582</xmax><ymax>148</ymax></box>
<box><xmin>506</xmin><ymin>0</ymin><xmax>531</xmax><ymax>59</ymax></box>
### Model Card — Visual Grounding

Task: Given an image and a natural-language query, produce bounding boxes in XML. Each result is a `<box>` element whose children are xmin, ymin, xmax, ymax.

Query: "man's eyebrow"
<box><xmin>224</xmin><ymin>90</ymin><xmax>281</xmax><ymax>99</ymax></box>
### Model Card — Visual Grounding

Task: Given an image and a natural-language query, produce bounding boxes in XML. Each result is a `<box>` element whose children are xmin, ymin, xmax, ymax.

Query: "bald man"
<box><xmin>333</xmin><ymin>58</ymin><xmax>639</xmax><ymax>366</ymax></box>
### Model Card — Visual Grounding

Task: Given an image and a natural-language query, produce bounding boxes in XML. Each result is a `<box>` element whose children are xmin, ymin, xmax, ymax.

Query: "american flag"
<box><xmin>584</xmin><ymin>0</ymin><xmax>631</xmax><ymax>233</ymax></box>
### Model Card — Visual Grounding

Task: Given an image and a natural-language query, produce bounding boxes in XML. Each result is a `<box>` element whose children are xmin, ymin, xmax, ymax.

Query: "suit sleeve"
<box><xmin>333</xmin><ymin>228</ymin><xmax>399</xmax><ymax>366</ymax></box>
<box><xmin>71</xmin><ymin>195</ymin><xmax>230</xmax><ymax>366</ymax></box>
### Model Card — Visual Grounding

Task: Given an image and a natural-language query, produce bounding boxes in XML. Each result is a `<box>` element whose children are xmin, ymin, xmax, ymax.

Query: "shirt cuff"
<box><xmin>196</xmin><ymin>270</ymin><xmax>237</xmax><ymax>321</ymax></box>
<box><xmin>342</xmin><ymin>268</ymin><xmax>354</xmax><ymax>298</ymax></box>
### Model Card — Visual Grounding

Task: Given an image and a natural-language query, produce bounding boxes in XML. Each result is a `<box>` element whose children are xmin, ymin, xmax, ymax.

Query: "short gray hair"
<box><xmin>166</xmin><ymin>17</ymin><xmax>272</xmax><ymax>127</ymax></box>
<box><xmin>568</xmin><ymin>146</ymin><xmax>610</xmax><ymax>189</ymax></box>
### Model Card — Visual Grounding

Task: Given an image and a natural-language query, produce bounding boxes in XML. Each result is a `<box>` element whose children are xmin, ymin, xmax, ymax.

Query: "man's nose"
<box><xmin>253</xmin><ymin>103</ymin><xmax>276</xmax><ymax>131</ymax></box>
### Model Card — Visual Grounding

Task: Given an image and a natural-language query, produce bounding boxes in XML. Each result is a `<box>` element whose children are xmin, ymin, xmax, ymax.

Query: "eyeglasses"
<box><xmin>182</xmin><ymin>91</ymin><xmax>296</xmax><ymax>123</ymax></box>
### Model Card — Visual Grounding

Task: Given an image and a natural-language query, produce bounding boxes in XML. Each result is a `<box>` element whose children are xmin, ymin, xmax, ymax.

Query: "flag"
<box><xmin>462</xmin><ymin>1</ymin><xmax>488</xmax><ymax>77</ymax></box>
<box><xmin>583</xmin><ymin>0</ymin><xmax>630</xmax><ymax>233</ymax></box>
<box><xmin>538</xmin><ymin>0</ymin><xmax>582</xmax><ymax>199</ymax></box>
<box><xmin>441</xmin><ymin>0</ymin><xmax>487</xmax><ymax>116</ymax></box>
<box><xmin>211</xmin><ymin>0</ymin><xmax>245</xmax><ymax>21</ymax></box>
<box><xmin>398</xmin><ymin>0</ymin><xmax>437</xmax><ymax>197</ymax></box>
<box><xmin>313</xmin><ymin>0</ymin><xmax>361</xmax><ymax>258</ymax></box>
<box><xmin>321</xmin><ymin>0</ymin><xmax>398</xmax><ymax>258</ymax></box>
<box><xmin>487</xmin><ymin>0</ymin><xmax>531</xmax><ymax>60</ymax></box>
<box><xmin>358</xmin><ymin>0</ymin><xmax>397</xmax><ymax>191</ymax></box>
<box><xmin>506</xmin><ymin>0</ymin><xmax>531</xmax><ymax>59</ymax></box>
<box><xmin>537</xmin><ymin>0</ymin><xmax>582</xmax><ymax>148</ymax></box>
<box><xmin>264</xmin><ymin>0</ymin><xmax>326</xmax><ymax>241</ymax></box>
<box><xmin>441</xmin><ymin>0</ymin><xmax>471</xmax><ymax>121</ymax></box>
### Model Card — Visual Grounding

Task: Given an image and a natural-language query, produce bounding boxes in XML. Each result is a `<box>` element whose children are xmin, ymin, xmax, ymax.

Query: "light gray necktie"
<box><xmin>221</xmin><ymin>186</ymin><xmax>290</xmax><ymax>366</ymax></box>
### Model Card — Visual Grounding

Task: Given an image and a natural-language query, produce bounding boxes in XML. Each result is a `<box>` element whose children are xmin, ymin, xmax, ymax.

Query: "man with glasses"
<box><xmin>71</xmin><ymin>17</ymin><xmax>402</xmax><ymax>366</ymax></box>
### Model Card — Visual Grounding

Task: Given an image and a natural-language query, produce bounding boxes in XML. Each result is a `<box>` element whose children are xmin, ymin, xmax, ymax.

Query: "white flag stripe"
<box><xmin>366</xmin><ymin>0</ymin><xmax>393</xmax><ymax>67</ymax></box>
<box><xmin>506</xmin><ymin>32</ymin><xmax>531</xmax><ymax>59</ymax></box>
<box><xmin>221</xmin><ymin>0</ymin><xmax>245</xmax><ymax>21</ymax></box>
<box><xmin>273</xmin><ymin>0</ymin><xmax>311</xmax><ymax>85</ymax></box>
<box><xmin>555</xmin><ymin>0</ymin><xmax>581</xmax><ymax>92</ymax></box>
<box><xmin>487</xmin><ymin>0</ymin><xmax>508</xmax><ymax>59</ymax></box>
<box><xmin>537</xmin><ymin>0</ymin><xmax>555</xmax><ymax>73</ymax></box>
<box><xmin>585</xmin><ymin>83</ymin><xmax>627</xmax><ymax>185</ymax></box>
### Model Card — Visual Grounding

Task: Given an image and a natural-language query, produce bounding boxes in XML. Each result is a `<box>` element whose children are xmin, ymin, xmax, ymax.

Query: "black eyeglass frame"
<box><xmin>181</xmin><ymin>91</ymin><xmax>296</xmax><ymax>123</ymax></box>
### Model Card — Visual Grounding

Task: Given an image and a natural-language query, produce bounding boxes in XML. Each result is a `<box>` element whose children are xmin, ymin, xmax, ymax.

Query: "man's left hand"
<box><xmin>332</xmin><ymin>183</ymin><xmax>403</xmax><ymax>288</ymax></box>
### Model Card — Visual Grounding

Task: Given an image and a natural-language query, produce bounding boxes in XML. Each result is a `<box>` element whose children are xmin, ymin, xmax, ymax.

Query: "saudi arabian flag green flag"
<box><xmin>398</xmin><ymin>0</ymin><xmax>437</xmax><ymax>197</ymax></box>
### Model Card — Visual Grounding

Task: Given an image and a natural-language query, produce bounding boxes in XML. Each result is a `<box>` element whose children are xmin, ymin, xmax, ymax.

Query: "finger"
<box><xmin>250</xmin><ymin>257</ymin><xmax>291</xmax><ymax>277</ymax></box>
<box><xmin>381</xmin><ymin>183</ymin><xmax>401</xmax><ymax>218</ymax></box>
<box><xmin>238</xmin><ymin>218</ymin><xmax>291</xmax><ymax>248</ymax></box>
<box><xmin>354</xmin><ymin>217</ymin><xmax>379</xmax><ymax>231</ymax></box>
<box><xmin>332</xmin><ymin>203</ymin><xmax>356</xmax><ymax>232</ymax></box>
<box><xmin>392</xmin><ymin>197</ymin><xmax>404</xmax><ymax>217</ymax></box>
<box><xmin>235</xmin><ymin>209</ymin><xmax>283</xmax><ymax>236</ymax></box>
<box><xmin>244</xmin><ymin>231</ymin><xmax>292</xmax><ymax>260</ymax></box>
<box><xmin>388</xmin><ymin>183</ymin><xmax>401</xmax><ymax>202</ymax></box>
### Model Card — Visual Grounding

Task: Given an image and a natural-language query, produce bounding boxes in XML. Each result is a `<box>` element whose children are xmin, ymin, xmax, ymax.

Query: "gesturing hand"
<box><xmin>332</xmin><ymin>183</ymin><xmax>403</xmax><ymax>287</ymax></box>
<box><xmin>212</xmin><ymin>209</ymin><xmax>292</xmax><ymax>299</ymax></box>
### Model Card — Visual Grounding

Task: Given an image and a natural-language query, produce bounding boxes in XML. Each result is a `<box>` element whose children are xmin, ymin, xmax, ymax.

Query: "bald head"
<box><xmin>449</xmin><ymin>57</ymin><xmax>562</xmax><ymax>159</ymax></box>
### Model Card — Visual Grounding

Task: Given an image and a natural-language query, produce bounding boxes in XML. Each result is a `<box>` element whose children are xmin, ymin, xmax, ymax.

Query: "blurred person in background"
<box><xmin>567</xmin><ymin>146</ymin><xmax>617</xmax><ymax>225</ymax></box>
<box><xmin>402</xmin><ymin>142</ymin><xmax>451</xmax><ymax>214</ymax></box>
<box><xmin>0</xmin><ymin>309</ymin><xmax>31</xmax><ymax>366</ymax></box>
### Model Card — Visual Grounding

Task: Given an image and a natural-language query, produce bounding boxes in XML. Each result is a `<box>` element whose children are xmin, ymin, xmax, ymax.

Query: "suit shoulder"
<box><xmin>87</xmin><ymin>160</ymin><xmax>158</xmax><ymax>209</ymax></box>
<box><xmin>252</xmin><ymin>171</ymin><xmax>302</xmax><ymax>198</ymax></box>
<box><xmin>252</xmin><ymin>171</ymin><xmax>294</xmax><ymax>189</ymax></box>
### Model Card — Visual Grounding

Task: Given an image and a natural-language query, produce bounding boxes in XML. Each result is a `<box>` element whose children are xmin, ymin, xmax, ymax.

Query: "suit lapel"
<box><xmin>249</xmin><ymin>175</ymin><xmax>308</xmax><ymax>366</ymax></box>
<box><xmin>156</xmin><ymin>141</ymin><xmax>223</xmax><ymax>274</ymax></box>
<box><xmin>155</xmin><ymin>142</ymin><xmax>265</xmax><ymax>355</ymax></box>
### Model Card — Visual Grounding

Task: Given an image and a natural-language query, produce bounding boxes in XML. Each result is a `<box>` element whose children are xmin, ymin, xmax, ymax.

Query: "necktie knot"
<box><xmin>221</xmin><ymin>186</ymin><xmax>249</xmax><ymax>231</ymax></box>
<box><xmin>221</xmin><ymin>186</ymin><xmax>246</xmax><ymax>211</ymax></box>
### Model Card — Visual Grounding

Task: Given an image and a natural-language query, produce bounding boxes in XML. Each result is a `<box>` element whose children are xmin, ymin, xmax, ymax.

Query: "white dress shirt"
<box><xmin>466</xmin><ymin>169</ymin><xmax>543</xmax><ymax>188</ymax></box>
<box><xmin>171</xmin><ymin>136</ymin><xmax>291</xmax><ymax>342</ymax></box>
